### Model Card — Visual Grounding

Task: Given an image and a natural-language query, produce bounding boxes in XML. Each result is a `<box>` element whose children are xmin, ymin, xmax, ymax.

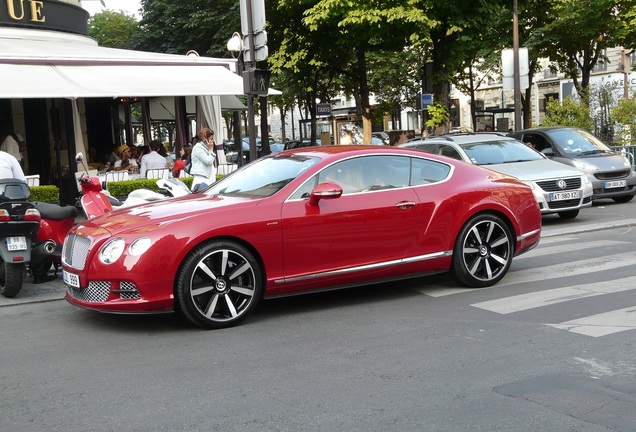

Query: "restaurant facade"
<box><xmin>1</xmin><ymin>0</ymin><xmax>244</xmax><ymax>203</ymax></box>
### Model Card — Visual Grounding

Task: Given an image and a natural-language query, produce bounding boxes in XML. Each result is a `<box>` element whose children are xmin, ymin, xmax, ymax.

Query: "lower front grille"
<box><xmin>67</xmin><ymin>281</ymin><xmax>141</xmax><ymax>302</ymax></box>
<box><xmin>547</xmin><ymin>198</ymin><xmax>581</xmax><ymax>209</ymax></box>
<box><xmin>67</xmin><ymin>281</ymin><xmax>111</xmax><ymax>302</ymax></box>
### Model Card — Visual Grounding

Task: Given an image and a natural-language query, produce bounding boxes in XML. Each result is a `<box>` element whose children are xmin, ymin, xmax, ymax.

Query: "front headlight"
<box><xmin>572</xmin><ymin>159</ymin><xmax>598</xmax><ymax>173</ymax></box>
<box><xmin>99</xmin><ymin>238</ymin><xmax>126</xmax><ymax>264</ymax></box>
<box><xmin>129</xmin><ymin>237</ymin><xmax>152</xmax><ymax>256</ymax></box>
<box><xmin>623</xmin><ymin>157</ymin><xmax>632</xmax><ymax>168</ymax></box>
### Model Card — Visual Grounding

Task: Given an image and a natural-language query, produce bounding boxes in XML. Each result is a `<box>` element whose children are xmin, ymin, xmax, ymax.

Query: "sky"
<box><xmin>81</xmin><ymin>0</ymin><xmax>142</xmax><ymax>18</ymax></box>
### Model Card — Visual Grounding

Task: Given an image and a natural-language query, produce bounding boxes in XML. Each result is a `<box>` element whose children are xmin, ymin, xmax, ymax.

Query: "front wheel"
<box><xmin>0</xmin><ymin>260</ymin><xmax>25</xmax><ymax>298</ymax></box>
<box><xmin>451</xmin><ymin>214</ymin><xmax>513</xmax><ymax>288</ymax></box>
<box><xmin>175</xmin><ymin>240</ymin><xmax>263</xmax><ymax>329</ymax></box>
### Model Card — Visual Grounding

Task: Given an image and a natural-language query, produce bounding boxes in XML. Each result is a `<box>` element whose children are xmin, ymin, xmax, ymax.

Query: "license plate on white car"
<box><xmin>62</xmin><ymin>270</ymin><xmax>80</xmax><ymax>288</ymax></box>
<box><xmin>550</xmin><ymin>191</ymin><xmax>580</xmax><ymax>201</ymax></box>
<box><xmin>6</xmin><ymin>236</ymin><xmax>27</xmax><ymax>251</ymax></box>
<box><xmin>604</xmin><ymin>180</ymin><xmax>626</xmax><ymax>189</ymax></box>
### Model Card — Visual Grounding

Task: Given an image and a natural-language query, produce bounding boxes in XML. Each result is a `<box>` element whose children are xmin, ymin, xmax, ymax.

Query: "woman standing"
<box><xmin>190</xmin><ymin>128</ymin><xmax>217</xmax><ymax>191</ymax></box>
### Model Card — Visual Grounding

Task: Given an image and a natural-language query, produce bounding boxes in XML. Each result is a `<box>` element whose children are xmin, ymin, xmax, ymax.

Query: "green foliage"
<box><xmin>611</xmin><ymin>96</ymin><xmax>636</xmax><ymax>145</ymax></box>
<box><xmin>543</xmin><ymin>97</ymin><xmax>594</xmax><ymax>131</ymax></box>
<box><xmin>106</xmin><ymin>178</ymin><xmax>193</xmax><ymax>196</ymax></box>
<box><xmin>134</xmin><ymin>0</ymin><xmax>240</xmax><ymax>57</ymax></box>
<box><xmin>88</xmin><ymin>10</ymin><xmax>139</xmax><ymax>49</ymax></box>
<box><xmin>28</xmin><ymin>186</ymin><xmax>60</xmax><ymax>203</ymax></box>
<box><xmin>425</xmin><ymin>102</ymin><xmax>450</xmax><ymax>129</ymax></box>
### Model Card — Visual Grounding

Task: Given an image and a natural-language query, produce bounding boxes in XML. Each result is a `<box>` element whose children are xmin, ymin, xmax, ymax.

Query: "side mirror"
<box><xmin>308</xmin><ymin>182</ymin><xmax>343</xmax><ymax>206</ymax></box>
<box><xmin>541</xmin><ymin>147</ymin><xmax>554</xmax><ymax>156</ymax></box>
<box><xmin>75</xmin><ymin>153</ymin><xmax>84</xmax><ymax>163</ymax></box>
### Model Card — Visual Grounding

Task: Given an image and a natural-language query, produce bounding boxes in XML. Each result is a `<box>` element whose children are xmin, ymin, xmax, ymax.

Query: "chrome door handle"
<box><xmin>396</xmin><ymin>201</ymin><xmax>416</xmax><ymax>209</ymax></box>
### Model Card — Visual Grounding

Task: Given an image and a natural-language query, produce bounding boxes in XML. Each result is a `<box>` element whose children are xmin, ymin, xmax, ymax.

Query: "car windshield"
<box><xmin>545</xmin><ymin>129</ymin><xmax>613</xmax><ymax>156</ymax></box>
<box><xmin>205</xmin><ymin>154</ymin><xmax>320</xmax><ymax>198</ymax></box>
<box><xmin>459</xmin><ymin>139</ymin><xmax>544</xmax><ymax>165</ymax></box>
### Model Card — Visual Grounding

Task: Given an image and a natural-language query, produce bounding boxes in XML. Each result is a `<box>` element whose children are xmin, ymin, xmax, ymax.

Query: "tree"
<box><xmin>88</xmin><ymin>9</ymin><xmax>139</xmax><ymax>49</ymax></box>
<box><xmin>543</xmin><ymin>96</ymin><xmax>593</xmax><ymax>131</ymax></box>
<box><xmin>611</xmin><ymin>95</ymin><xmax>636</xmax><ymax>145</ymax></box>
<box><xmin>293</xmin><ymin>0</ymin><xmax>435</xmax><ymax>143</ymax></box>
<box><xmin>133</xmin><ymin>0</ymin><xmax>240</xmax><ymax>57</ymax></box>
<box><xmin>539</xmin><ymin>0</ymin><xmax>623</xmax><ymax>96</ymax></box>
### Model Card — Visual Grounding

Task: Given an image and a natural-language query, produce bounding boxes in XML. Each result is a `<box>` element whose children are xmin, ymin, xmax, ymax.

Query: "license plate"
<box><xmin>550</xmin><ymin>191</ymin><xmax>580</xmax><ymax>201</ymax></box>
<box><xmin>6</xmin><ymin>236</ymin><xmax>27</xmax><ymax>251</ymax></box>
<box><xmin>604</xmin><ymin>180</ymin><xmax>626</xmax><ymax>189</ymax></box>
<box><xmin>62</xmin><ymin>270</ymin><xmax>80</xmax><ymax>288</ymax></box>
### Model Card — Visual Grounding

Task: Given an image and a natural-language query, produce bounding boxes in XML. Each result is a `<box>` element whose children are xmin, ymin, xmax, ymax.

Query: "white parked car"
<box><xmin>400</xmin><ymin>133</ymin><xmax>593</xmax><ymax>219</ymax></box>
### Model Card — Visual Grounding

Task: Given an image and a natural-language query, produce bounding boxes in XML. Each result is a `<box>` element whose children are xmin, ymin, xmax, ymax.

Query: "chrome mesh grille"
<box><xmin>119</xmin><ymin>282</ymin><xmax>141</xmax><ymax>300</ymax></box>
<box><xmin>62</xmin><ymin>233</ymin><xmax>91</xmax><ymax>270</ymax></box>
<box><xmin>67</xmin><ymin>281</ymin><xmax>111</xmax><ymax>303</ymax></box>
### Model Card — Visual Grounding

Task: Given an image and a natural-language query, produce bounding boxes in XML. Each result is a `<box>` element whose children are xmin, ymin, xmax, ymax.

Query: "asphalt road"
<box><xmin>1</xmin><ymin>199</ymin><xmax>635</xmax><ymax>431</ymax></box>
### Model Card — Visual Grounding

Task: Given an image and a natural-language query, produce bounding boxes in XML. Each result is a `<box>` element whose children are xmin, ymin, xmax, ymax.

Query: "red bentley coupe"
<box><xmin>62</xmin><ymin>145</ymin><xmax>541</xmax><ymax>328</ymax></box>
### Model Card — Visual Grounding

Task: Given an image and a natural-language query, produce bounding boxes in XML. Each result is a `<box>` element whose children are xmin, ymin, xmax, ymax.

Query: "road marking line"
<box><xmin>471</xmin><ymin>276</ymin><xmax>636</xmax><ymax>314</ymax></box>
<box><xmin>547</xmin><ymin>307</ymin><xmax>636</xmax><ymax>337</ymax></box>
<box><xmin>414</xmin><ymin>251</ymin><xmax>636</xmax><ymax>297</ymax></box>
<box><xmin>515</xmin><ymin>240</ymin><xmax>627</xmax><ymax>260</ymax></box>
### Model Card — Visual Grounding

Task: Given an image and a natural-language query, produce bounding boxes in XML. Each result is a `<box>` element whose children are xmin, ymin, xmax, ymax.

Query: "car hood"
<box><xmin>86</xmin><ymin>194</ymin><xmax>261</xmax><ymax>235</ymax></box>
<box><xmin>575</xmin><ymin>153</ymin><xmax>630</xmax><ymax>171</ymax></box>
<box><xmin>487</xmin><ymin>159</ymin><xmax>583</xmax><ymax>181</ymax></box>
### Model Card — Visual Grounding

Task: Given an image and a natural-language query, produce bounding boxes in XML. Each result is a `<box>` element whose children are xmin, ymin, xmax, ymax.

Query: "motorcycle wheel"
<box><xmin>0</xmin><ymin>260</ymin><xmax>25</xmax><ymax>298</ymax></box>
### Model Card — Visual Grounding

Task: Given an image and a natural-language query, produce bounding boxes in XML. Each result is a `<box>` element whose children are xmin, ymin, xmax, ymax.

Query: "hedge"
<box><xmin>106</xmin><ymin>177</ymin><xmax>194</xmax><ymax>197</ymax></box>
<box><xmin>28</xmin><ymin>185</ymin><xmax>60</xmax><ymax>203</ymax></box>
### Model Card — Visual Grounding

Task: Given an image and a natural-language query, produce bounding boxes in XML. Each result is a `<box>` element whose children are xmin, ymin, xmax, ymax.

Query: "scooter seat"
<box><xmin>33</xmin><ymin>202</ymin><xmax>78</xmax><ymax>221</ymax></box>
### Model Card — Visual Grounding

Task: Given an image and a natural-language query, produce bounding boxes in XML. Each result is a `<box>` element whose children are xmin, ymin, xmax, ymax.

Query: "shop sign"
<box><xmin>1</xmin><ymin>0</ymin><xmax>88</xmax><ymax>35</ymax></box>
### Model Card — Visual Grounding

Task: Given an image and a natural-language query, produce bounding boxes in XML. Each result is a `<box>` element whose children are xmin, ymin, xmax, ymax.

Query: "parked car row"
<box><xmin>400</xmin><ymin>128</ymin><xmax>636</xmax><ymax>219</ymax></box>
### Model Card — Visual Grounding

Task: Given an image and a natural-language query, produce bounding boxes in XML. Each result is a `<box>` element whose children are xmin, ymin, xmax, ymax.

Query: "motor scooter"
<box><xmin>31</xmin><ymin>153</ymin><xmax>113</xmax><ymax>278</ymax></box>
<box><xmin>0</xmin><ymin>179</ymin><xmax>42</xmax><ymax>297</ymax></box>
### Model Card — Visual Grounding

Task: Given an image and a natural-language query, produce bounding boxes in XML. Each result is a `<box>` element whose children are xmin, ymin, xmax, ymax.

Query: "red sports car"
<box><xmin>62</xmin><ymin>146</ymin><xmax>541</xmax><ymax>328</ymax></box>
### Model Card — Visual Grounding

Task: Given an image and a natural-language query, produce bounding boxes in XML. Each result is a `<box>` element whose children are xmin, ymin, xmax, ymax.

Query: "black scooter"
<box><xmin>0</xmin><ymin>179</ymin><xmax>44</xmax><ymax>298</ymax></box>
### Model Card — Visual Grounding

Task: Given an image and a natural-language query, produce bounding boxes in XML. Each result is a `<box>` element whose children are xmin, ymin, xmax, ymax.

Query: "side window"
<box><xmin>319</xmin><ymin>156</ymin><xmax>411</xmax><ymax>194</ymax></box>
<box><xmin>410</xmin><ymin>157</ymin><xmax>451</xmax><ymax>186</ymax></box>
<box><xmin>289</xmin><ymin>175</ymin><xmax>317</xmax><ymax>200</ymax></box>
<box><xmin>438</xmin><ymin>145</ymin><xmax>462</xmax><ymax>160</ymax></box>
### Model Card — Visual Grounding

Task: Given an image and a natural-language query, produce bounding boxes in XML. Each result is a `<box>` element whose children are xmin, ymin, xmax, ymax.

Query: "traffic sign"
<box><xmin>421</xmin><ymin>93</ymin><xmax>433</xmax><ymax>110</ymax></box>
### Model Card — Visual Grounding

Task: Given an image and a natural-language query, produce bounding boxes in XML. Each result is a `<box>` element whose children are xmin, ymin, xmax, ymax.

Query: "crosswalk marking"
<box><xmin>547</xmin><ymin>307</ymin><xmax>636</xmax><ymax>337</ymax></box>
<box><xmin>410</xmin><ymin>236</ymin><xmax>636</xmax><ymax>337</ymax></box>
<box><xmin>471</xmin><ymin>276</ymin><xmax>636</xmax><ymax>314</ymax></box>
<box><xmin>415</xmin><ymin>251</ymin><xmax>636</xmax><ymax>297</ymax></box>
<box><xmin>515</xmin><ymin>240</ymin><xmax>627</xmax><ymax>260</ymax></box>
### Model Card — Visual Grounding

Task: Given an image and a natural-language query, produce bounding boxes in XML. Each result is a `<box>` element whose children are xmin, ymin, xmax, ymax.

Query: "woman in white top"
<box><xmin>190</xmin><ymin>128</ymin><xmax>217</xmax><ymax>191</ymax></box>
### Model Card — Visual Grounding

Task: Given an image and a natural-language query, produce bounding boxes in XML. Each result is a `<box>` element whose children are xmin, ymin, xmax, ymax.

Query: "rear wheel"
<box><xmin>451</xmin><ymin>214</ymin><xmax>513</xmax><ymax>288</ymax></box>
<box><xmin>0</xmin><ymin>260</ymin><xmax>25</xmax><ymax>298</ymax></box>
<box><xmin>558</xmin><ymin>209</ymin><xmax>579</xmax><ymax>219</ymax></box>
<box><xmin>175</xmin><ymin>240</ymin><xmax>262</xmax><ymax>329</ymax></box>
<box><xmin>612</xmin><ymin>195</ymin><xmax>634</xmax><ymax>203</ymax></box>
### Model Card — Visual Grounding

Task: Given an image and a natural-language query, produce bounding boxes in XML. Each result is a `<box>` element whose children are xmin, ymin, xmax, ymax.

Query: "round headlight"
<box><xmin>99</xmin><ymin>238</ymin><xmax>126</xmax><ymax>264</ymax></box>
<box><xmin>129</xmin><ymin>237</ymin><xmax>152</xmax><ymax>256</ymax></box>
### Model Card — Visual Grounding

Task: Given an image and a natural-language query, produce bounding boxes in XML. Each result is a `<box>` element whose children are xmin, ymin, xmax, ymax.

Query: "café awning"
<box><xmin>0</xmin><ymin>28</ymin><xmax>245</xmax><ymax>99</ymax></box>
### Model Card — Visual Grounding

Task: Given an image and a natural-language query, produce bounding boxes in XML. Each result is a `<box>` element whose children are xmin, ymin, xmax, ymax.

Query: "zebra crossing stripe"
<box><xmin>415</xmin><ymin>252</ymin><xmax>636</xmax><ymax>297</ymax></box>
<box><xmin>471</xmin><ymin>276</ymin><xmax>636</xmax><ymax>314</ymax></box>
<box><xmin>546</xmin><ymin>307</ymin><xmax>636</xmax><ymax>337</ymax></box>
<box><xmin>515</xmin><ymin>240</ymin><xmax>627</xmax><ymax>260</ymax></box>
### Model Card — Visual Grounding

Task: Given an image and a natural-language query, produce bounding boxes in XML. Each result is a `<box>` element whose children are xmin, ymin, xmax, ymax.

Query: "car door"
<box><xmin>279</xmin><ymin>155</ymin><xmax>421</xmax><ymax>291</ymax></box>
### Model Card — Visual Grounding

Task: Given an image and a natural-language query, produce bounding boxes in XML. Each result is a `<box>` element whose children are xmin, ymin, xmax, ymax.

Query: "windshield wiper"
<box><xmin>502</xmin><ymin>159</ymin><xmax>533</xmax><ymax>163</ymax></box>
<box><xmin>580</xmin><ymin>150</ymin><xmax>606</xmax><ymax>155</ymax></box>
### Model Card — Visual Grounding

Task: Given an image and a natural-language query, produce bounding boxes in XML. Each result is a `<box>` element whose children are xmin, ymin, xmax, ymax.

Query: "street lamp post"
<box><xmin>512</xmin><ymin>0</ymin><xmax>522</xmax><ymax>131</ymax></box>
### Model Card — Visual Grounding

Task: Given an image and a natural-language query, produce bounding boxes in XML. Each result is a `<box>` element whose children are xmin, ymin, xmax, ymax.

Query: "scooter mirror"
<box><xmin>75</xmin><ymin>153</ymin><xmax>84</xmax><ymax>163</ymax></box>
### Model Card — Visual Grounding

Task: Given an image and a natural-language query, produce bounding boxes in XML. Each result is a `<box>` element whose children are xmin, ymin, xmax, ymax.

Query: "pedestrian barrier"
<box><xmin>611</xmin><ymin>145</ymin><xmax>636</xmax><ymax>170</ymax></box>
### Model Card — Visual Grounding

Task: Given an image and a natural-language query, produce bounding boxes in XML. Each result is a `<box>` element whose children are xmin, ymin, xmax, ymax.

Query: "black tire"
<box><xmin>0</xmin><ymin>260</ymin><xmax>25</xmax><ymax>298</ymax></box>
<box><xmin>557</xmin><ymin>209</ymin><xmax>579</xmax><ymax>219</ymax></box>
<box><xmin>612</xmin><ymin>195</ymin><xmax>634</xmax><ymax>203</ymax></box>
<box><xmin>451</xmin><ymin>214</ymin><xmax>513</xmax><ymax>288</ymax></box>
<box><xmin>175</xmin><ymin>240</ymin><xmax>262</xmax><ymax>329</ymax></box>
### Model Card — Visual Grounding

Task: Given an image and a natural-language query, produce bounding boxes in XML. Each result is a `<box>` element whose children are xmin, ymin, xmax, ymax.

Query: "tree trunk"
<box><xmin>357</xmin><ymin>50</ymin><xmax>372</xmax><ymax>144</ymax></box>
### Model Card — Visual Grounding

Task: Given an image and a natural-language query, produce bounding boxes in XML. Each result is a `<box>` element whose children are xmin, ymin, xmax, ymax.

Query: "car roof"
<box><xmin>276</xmin><ymin>144</ymin><xmax>455</xmax><ymax>164</ymax></box>
<box><xmin>401</xmin><ymin>132</ymin><xmax>513</xmax><ymax>146</ymax></box>
<box><xmin>511</xmin><ymin>126</ymin><xmax>578</xmax><ymax>134</ymax></box>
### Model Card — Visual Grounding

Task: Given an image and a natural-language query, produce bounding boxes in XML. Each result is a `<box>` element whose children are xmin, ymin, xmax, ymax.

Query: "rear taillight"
<box><xmin>0</xmin><ymin>209</ymin><xmax>10</xmax><ymax>222</ymax></box>
<box><xmin>24</xmin><ymin>209</ymin><xmax>41</xmax><ymax>221</ymax></box>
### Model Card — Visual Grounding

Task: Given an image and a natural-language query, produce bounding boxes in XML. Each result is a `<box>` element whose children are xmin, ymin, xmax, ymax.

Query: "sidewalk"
<box><xmin>2</xmin><ymin>216</ymin><xmax>635</xmax><ymax>308</ymax></box>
